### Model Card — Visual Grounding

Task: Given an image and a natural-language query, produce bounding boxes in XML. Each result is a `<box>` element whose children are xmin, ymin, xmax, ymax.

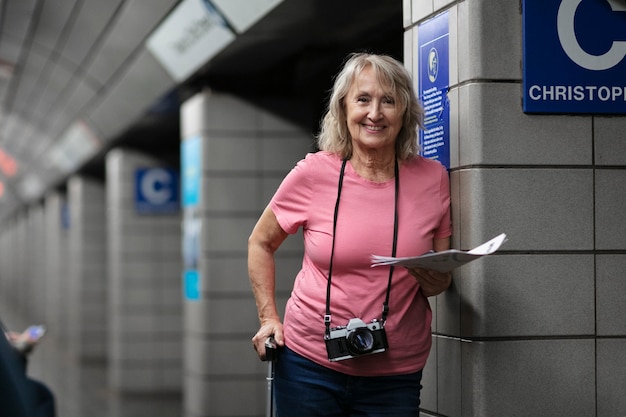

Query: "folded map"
<box><xmin>371</xmin><ymin>233</ymin><xmax>507</xmax><ymax>272</ymax></box>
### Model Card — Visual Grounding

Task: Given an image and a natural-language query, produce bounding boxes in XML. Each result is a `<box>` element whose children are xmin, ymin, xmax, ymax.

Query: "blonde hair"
<box><xmin>316</xmin><ymin>52</ymin><xmax>424</xmax><ymax>160</ymax></box>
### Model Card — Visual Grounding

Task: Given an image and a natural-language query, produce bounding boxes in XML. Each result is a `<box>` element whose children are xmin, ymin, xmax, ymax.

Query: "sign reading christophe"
<box><xmin>523</xmin><ymin>0</ymin><xmax>626</xmax><ymax>114</ymax></box>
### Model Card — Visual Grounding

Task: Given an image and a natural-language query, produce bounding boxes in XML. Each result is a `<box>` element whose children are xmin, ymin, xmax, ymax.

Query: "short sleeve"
<box><xmin>269</xmin><ymin>154</ymin><xmax>315</xmax><ymax>234</ymax></box>
<box><xmin>434</xmin><ymin>164</ymin><xmax>452</xmax><ymax>239</ymax></box>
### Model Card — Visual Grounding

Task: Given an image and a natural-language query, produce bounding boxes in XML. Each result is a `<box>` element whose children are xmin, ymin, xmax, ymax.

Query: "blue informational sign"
<box><xmin>183</xmin><ymin>269</ymin><xmax>200</xmax><ymax>301</ymax></box>
<box><xmin>418</xmin><ymin>11</ymin><xmax>450</xmax><ymax>169</ymax></box>
<box><xmin>183</xmin><ymin>206</ymin><xmax>200</xmax><ymax>271</ymax></box>
<box><xmin>135</xmin><ymin>168</ymin><xmax>180</xmax><ymax>214</ymax></box>
<box><xmin>182</xmin><ymin>135</ymin><xmax>201</xmax><ymax>207</ymax></box>
<box><xmin>523</xmin><ymin>0</ymin><xmax>626</xmax><ymax>114</ymax></box>
<box><xmin>181</xmin><ymin>135</ymin><xmax>202</xmax><ymax>301</ymax></box>
<box><xmin>61</xmin><ymin>201</ymin><xmax>70</xmax><ymax>230</ymax></box>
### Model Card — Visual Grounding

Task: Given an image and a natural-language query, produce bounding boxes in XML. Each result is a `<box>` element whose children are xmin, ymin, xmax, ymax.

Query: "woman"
<box><xmin>249</xmin><ymin>52</ymin><xmax>451</xmax><ymax>416</ymax></box>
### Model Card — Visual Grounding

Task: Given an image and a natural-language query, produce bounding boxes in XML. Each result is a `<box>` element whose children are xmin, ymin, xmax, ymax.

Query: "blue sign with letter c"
<box><xmin>135</xmin><ymin>167</ymin><xmax>180</xmax><ymax>214</ymax></box>
<box><xmin>523</xmin><ymin>0</ymin><xmax>626</xmax><ymax>114</ymax></box>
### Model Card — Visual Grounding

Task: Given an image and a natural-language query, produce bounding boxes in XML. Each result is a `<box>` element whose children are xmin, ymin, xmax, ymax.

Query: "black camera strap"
<box><xmin>324</xmin><ymin>157</ymin><xmax>399</xmax><ymax>339</ymax></box>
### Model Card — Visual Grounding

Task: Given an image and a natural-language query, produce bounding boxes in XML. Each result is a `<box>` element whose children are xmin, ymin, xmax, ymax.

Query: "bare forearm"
<box><xmin>248</xmin><ymin>206</ymin><xmax>289</xmax><ymax>354</ymax></box>
<box><xmin>248</xmin><ymin>243</ymin><xmax>280</xmax><ymax>323</ymax></box>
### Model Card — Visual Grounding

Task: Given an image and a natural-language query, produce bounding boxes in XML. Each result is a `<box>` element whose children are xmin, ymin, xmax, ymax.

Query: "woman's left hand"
<box><xmin>407</xmin><ymin>267</ymin><xmax>451</xmax><ymax>297</ymax></box>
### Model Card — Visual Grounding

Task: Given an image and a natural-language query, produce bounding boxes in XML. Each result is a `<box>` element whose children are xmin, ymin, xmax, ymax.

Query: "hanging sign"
<box><xmin>523</xmin><ymin>0</ymin><xmax>626</xmax><ymax>114</ymax></box>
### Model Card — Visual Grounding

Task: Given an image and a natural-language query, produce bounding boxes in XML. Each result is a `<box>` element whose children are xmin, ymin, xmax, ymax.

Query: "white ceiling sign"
<box><xmin>210</xmin><ymin>0</ymin><xmax>284</xmax><ymax>33</ymax></box>
<box><xmin>146</xmin><ymin>0</ymin><xmax>236</xmax><ymax>82</ymax></box>
<box><xmin>49</xmin><ymin>121</ymin><xmax>100</xmax><ymax>174</ymax></box>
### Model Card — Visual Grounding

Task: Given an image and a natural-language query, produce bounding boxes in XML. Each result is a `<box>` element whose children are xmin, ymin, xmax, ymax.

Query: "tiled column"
<box><xmin>0</xmin><ymin>215</ymin><xmax>24</xmax><ymax>316</ymax></box>
<box><xmin>43</xmin><ymin>192</ymin><xmax>70</xmax><ymax>342</ymax></box>
<box><xmin>12</xmin><ymin>212</ymin><xmax>29</xmax><ymax>315</ymax></box>
<box><xmin>404</xmin><ymin>1</ymin><xmax>626</xmax><ymax>416</ymax></box>
<box><xmin>181</xmin><ymin>91</ymin><xmax>311</xmax><ymax>417</ymax></box>
<box><xmin>27</xmin><ymin>205</ymin><xmax>47</xmax><ymax>324</ymax></box>
<box><xmin>0</xmin><ymin>203</ymin><xmax>54</xmax><ymax>329</ymax></box>
<box><xmin>67</xmin><ymin>175</ymin><xmax>108</xmax><ymax>360</ymax></box>
<box><xmin>106</xmin><ymin>148</ymin><xmax>183</xmax><ymax>392</ymax></box>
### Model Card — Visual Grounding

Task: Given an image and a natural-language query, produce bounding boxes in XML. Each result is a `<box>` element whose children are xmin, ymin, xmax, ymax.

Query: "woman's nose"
<box><xmin>367</xmin><ymin>102</ymin><xmax>382</xmax><ymax>119</ymax></box>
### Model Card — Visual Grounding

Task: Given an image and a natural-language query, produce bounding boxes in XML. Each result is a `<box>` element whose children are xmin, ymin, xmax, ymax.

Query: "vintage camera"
<box><xmin>325</xmin><ymin>318</ymin><xmax>388</xmax><ymax>362</ymax></box>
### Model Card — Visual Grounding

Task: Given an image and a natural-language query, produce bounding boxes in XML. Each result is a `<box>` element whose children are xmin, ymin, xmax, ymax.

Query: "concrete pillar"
<box><xmin>404</xmin><ymin>1</ymin><xmax>626</xmax><ymax>416</ymax></box>
<box><xmin>43</xmin><ymin>192</ymin><xmax>70</xmax><ymax>342</ymax></box>
<box><xmin>67</xmin><ymin>175</ymin><xmax>108</xmax><ymax>360</ymax></box>
<box><xmin>0</xmin><ymin>221</ymin><xmax>9</xmax><ymax>307</ymax></box>
<box><xmin>5</xmin><ymin>205</ymin><xmax>48</xmax><ymax>324</ymax></box>
<box><xmin>106</xmin><ymin>148</ymin><xmax>183</xmax><ymax>392</ymax></box>
<box><xmin>181</xmin><ymin>90</ymin><xmax>311</xmax><ymax>416</ymax></box>
<box><xmin>27</xmin><ymin>205</ymin><xmax>47</xmax><ymax>324</ymax></box>
<box><xmin>0</xmin><ymin>215</ymin><xmax>25</xmax><ymax>316</ymax></box>
<box><xmin>13</xmin><ymin>213</ymin><xmax>29</xmax><ymax>315</ymax></box>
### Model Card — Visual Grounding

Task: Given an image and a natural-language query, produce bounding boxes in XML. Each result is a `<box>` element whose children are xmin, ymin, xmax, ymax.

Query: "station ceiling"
<box><xmin>0</xmin><ymin>0</ymin><xmax>402</xmax><ymax>221</ymax></box>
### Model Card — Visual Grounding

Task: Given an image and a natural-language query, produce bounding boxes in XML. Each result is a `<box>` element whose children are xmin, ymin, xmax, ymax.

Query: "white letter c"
<box><xmin>141</xmin><ymin>168</ymin><xmax>173</xmax><ymax>205</ymax></box>
<box><xmin>557</xmin><ymin>0</ymin><xmax>626</xmax><ymax>70</ymax></box>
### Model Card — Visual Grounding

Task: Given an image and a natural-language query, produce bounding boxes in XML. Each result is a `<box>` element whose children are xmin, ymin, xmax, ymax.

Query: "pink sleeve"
<box><xmin>269</xmin><ymin>155</ymin><xmax>314</xmax><ymax>234</ymax></box>
<box><xmin>434</xmin><ymin>165</ymin><xmax>452</xmax><ymax>239</ymax></box>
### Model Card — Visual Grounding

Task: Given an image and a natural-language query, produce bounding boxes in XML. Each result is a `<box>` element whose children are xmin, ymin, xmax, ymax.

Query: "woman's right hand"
<box><xmin>251</xmin><ymin>318</ymin><xmax>284</xmax><ymax>361</ymax></box>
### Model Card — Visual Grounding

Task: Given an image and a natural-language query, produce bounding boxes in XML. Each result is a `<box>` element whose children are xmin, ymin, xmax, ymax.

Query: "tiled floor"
<box><xmin>2</xmin><ymin>306</ymin><xmax>182</xmax><ymax>417</ymax></box>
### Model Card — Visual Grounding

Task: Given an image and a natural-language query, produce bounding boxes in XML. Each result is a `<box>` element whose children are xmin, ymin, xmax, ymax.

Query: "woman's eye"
<box><xmin>357</xmin><ymin>96</ymin><xmax>369</xmax><ymax>103</ymax></box>
<box><xmin>383</xmin><ymin>97</ymin><xmax>395</xmax><ymax>105</ymax></box>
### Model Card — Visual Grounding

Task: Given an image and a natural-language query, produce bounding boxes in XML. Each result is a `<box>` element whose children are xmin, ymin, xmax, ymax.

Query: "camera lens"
<box><xmin>347</xmin><ymin>328</ymin><xmax>374</xmax><ymax>353</ymax></box>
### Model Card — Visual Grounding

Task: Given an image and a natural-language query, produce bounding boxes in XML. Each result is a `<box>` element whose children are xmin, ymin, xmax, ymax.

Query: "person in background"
<box><xmin>5</xmin><ymin>325</ymin><xmax>44</xmax><ymax>355</ymax></box>
<box><xmin>0</xmin><ymin>319</ymin><xmax>55</xmax><ymax>417</ymax></box>
<box><xmin>248</xmin><ymin>52</ymin><xmax>452</xmax><ymax>416</ymax></box>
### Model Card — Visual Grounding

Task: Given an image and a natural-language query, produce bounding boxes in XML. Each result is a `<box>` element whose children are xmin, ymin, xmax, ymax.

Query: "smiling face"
<box><xmin>344</xmin><ymin>65</ymin><xmax>403</xmax><ymax>156</ymax></box>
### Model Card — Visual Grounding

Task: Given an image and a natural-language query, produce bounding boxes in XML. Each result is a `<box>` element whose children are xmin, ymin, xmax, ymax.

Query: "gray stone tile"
<box><xmin>459</xmin><ymin>255</ymin><xmax>594</xmax><ymax>338</ymax></box>
<box><xmin>458</xmin><ymin>83</ymin><xmax>592</xmax><ymax>166</ymax></box>
<box><xmin>437</xmin><ymin>336</ymin><xmax>462</xmax><ymax>416</ymax></box>
<box><xmin>595</xmin><ymin>117</ymin><xmax>626</xmax><ymax>166</ymax></box>
<box><xmin>597</xmin><ymin>339</ymin><xmax>626</xmax><ymax>417</ymax></box>
<box><xmin>596</xmin><ymin>255</ymin><xmax>626</xmax><ymax>336</ymax></box>
<box><xmin>458</xmin><ymin>168</ymin><xmax>594</xmax><ymax>251</ymax></box>
<box><xmin>461</xmin><ymin>339</ymin><xmax>595</xmax><ymax>417</ymax></box>
<box><xmin>595</xmin><ymin>170</ymin><xmax>626</xmax><ymax>250</ymax></box>
<box><xmin>458</xmin><ymin>0</ymin><xmax>521</xmax><ymax>81</ymax></box>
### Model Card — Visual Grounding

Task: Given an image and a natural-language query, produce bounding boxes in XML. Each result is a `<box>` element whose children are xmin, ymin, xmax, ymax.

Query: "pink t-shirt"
<box><xmin>270</xmin><ymin>151</ymin><xmax>451</xmax><ymax>376</ymax></box>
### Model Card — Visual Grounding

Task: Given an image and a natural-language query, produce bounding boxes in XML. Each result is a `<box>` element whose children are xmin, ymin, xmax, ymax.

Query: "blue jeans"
<box><xmin>274</xmin><ymin>346</ymin><xmax>422</xmax><ymax>417</ymax></box>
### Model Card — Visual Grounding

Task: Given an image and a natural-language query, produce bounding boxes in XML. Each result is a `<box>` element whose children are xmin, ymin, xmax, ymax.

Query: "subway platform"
<box><xmin>1</xmin><ymin>305</ymin><xmax>182</xmax><ymax>417</ymax></box>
